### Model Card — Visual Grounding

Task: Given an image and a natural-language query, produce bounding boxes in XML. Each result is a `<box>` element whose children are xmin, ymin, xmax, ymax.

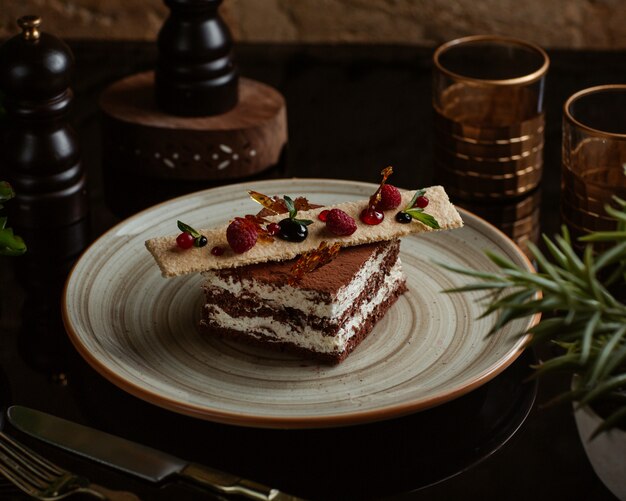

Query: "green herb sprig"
<box><xmin>283</xmin><ymin>195</ymin><xmax>313</xmax><ymax>227</ymax></box>
<box><xmin>400</xmin><ymin>190</ymin><xmax>440</xmax><ymax>229</ymax></box>
<box><xmin>177</xmin><ymin>220</ymin><xmax>207</xmax><ymax>247</ymax></box>
<box><xmin>0</xmin><ymin>182</ymin><xmax>26</xmax><ymax>256</ymax></box>
<box><xmin>443</xmin><ymin>197</ymin><xmax>626</xmax><ymax>435</ymax></box>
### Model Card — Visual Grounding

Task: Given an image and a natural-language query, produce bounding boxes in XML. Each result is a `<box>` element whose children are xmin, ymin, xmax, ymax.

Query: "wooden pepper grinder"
<box><xmin>0</xmin><ymin>15</ymin><xmax>88</xmax><ymax>229</ymax></box>
<box><xmin>100</xmin><ymin>0</ymin><xmax>287</xmax><ymax>182</ymax></box>
<box><xmin>155</xmin><ymin>0</ymin><xmax>239</xmax><ymax>116</ymax></box>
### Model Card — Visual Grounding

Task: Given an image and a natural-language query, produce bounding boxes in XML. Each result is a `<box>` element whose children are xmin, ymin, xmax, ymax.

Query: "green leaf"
<box><xmin>438</xmin><ymin>261</ymin><xmax>505</xmax><ymax>281</ymax></box>
<box><xmin>504</xmin><ymin>269</ymin><xmax>562</xmax><ymax>293</ymax></box>
<box><xmin>283</xmin><ymin>195</ymin><xmax>296</xmax><ymax>219</ymax></box>
<box><xmin>0</xmin><ymin>228</ymin><xmax>26</xmax><ymax>256</ymax></box>
<box><xmin>485</xmin><ymin>251</ymin><xmax>519</xmax><ymax>271</ymax></box>
<box><xmin>541</xmin><ymin>387</ymin><xmax>587</xmax><ymax>407</ymax></box>
<box><xmin>542</xmin><ymin>234</ymin><xmax>569</xmax><ymax>269</ymax></box>
<box><xmin>603</xmin><ymin>204</ymin><xmax>626</xmax><ymax>223</ymax></box>
<box><xmin>599</xmin><ymin>342</ymin><xmax>626</xmax><ymax>383</ymax></box>
<box><xmin>293</xmin><ymin>218</ymin><xmax>313</xmax><ymax>227</ymax></box>
<box><xmin>580</xmin><ymin>231</ymin><xmax>626</xmax><ymax>242</ymax></box>
<box><xmin>488</xmin><ymin>298</ymin><xmax>538</xmax><ymax>334</ymax></box>
<box><xmin>528</xmin><ymin>241</ymin><xmax>559</xmax><ymax>279</ymax></box>
<box><xmin>405</xmin><ymin>189</ymin><xmax>426</xmax><ymax>210</ymax></box>
<box><xmin>594</xmin><ymin>240</ymin><xmax>626</xmax><ymax>272</ymax></box>
<box><xmin>579</xmin><ymin>374</ymin><xmax>626</xmax><ymax>406</ymax></box>
<box><xmin>404</xmin><ymin>209</ymin><xmax>440</xmax><ymax>229</ymax></box>
<box><xmin>480</xmin><ymin>289</ymin><xmax>536</xmax><ymax>317</ymax></box>
<box><xmin>580</xmin><ymin>311</ymin><xmax>601</xmax><ymax>364</ymax></box>
<box><xmin>441</xmin><ymin>282</ymin><xmax>511</xmax><ymax>293</ymax></box>
<box><xmin>588</xmin><ymin>325</ymin><xmax>626</xmax><ymax>385</ymax></box>
<box><xmin>0</xmin><ymin>181</ymin><xmax>14</xmax><ymax>203</ymax></box>
<box><xmin>532</xmin><ymin>353</ymin><xmax>583</xmax><ymax>377</ymax></box>
<box><xmin>177</xmin><ymin>220</ymin><xmax>200</xmax><ymax>238</ymax></box>
<box><xmin>591</xmin><ymin>406</ymin><xmax>626</xmax><ymax>438</ymax></box>
<box><xmin>555</xmin><ymin>232</ymin><xmax>584</xmax><ymax>273</ymax></box>
<box><xmin>582</xmin><ymin>245</ymin><xmax>606</xmax><ymax>306</ymax></box>
<box><xmin>529</xmin><ymin>317</ymin><xmax>571</xmax><ymax>339</ymax></box>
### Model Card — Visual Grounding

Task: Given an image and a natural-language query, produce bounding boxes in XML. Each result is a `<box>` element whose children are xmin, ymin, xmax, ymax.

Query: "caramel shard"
<box><xmin>288</xmin><ymin>241</ymin><xmax>342</xmax><ymax>285</ymax></box>
<box><xmin>145</xmin><ymin>186</ymin><xmax>463</xmax><ymax>277</ymax></box>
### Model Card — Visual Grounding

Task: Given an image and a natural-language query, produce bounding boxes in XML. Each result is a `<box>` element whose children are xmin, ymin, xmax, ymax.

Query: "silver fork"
<box><xmin>0</xmin><ymin>431</ymin><xmax>140</xmax><ymax>500</ymax></box>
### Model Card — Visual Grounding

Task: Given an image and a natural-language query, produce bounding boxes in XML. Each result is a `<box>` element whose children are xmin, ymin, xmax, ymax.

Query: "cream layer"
<box><xmin>201</xmin><ymin>242</ymin><xmax>396</xmax><ymax>319</ymax></box>
<box><xmin>203</xmin><ymin>261</ymin><xmax>406</xmax><ymax>354</ymax></box>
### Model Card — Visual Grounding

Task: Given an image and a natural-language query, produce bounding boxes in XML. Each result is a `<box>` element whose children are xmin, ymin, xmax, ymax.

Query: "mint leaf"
<box><xmin>405</xmin><ymin>209</ymin><xmax>440</xmax><ymax>229</ymax></box>
<box><xmin>177</xmin><ymin>220</ymin><xmax>200</xmax><ymax>238</ymax></box>
<box><xmin>293</xmin><ymin>218</ymin><xmax>313</xmax><ymax>226</ymax></box>
<box><xmin>283</xmin><ymin>196</ymin><xmax>297</xmax><ymax>219</ymax></box>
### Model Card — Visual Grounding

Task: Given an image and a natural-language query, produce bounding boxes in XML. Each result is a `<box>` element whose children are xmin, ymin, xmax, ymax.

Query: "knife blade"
<box><xmin>7</xmin><ymin>406</ymin><xmax>304</xmax><ymax>501</ymax></box>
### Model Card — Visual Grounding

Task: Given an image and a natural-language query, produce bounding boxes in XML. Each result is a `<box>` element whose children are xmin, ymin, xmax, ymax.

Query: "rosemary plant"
<box><xmin>444</xmin><ymin>198</ymin><xmax>626</xmax><ymax>435</ymax></box>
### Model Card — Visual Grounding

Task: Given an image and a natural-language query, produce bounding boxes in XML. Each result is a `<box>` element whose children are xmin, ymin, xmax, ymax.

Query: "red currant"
<box><xmin>176</xmin><ymin>232</ymin><xmax>195</xmax><ymax>249</ymax></box>
<box><xmin>211</xmin><ymin>246</ymin><xmax>224</xmax><ymax>256</ymax></box>
<box><xmin>360</xmin><ymin>208</ymin><xmax>384</xmax><ymax>225</ymax></box>
<box><xmin>318</xmin><ymin>209</ymin><xmax>330</xmax><ymax>222</ymax></box>
<box><xmin>266</xmin><ymin>222</ymin><xmax>281</xmax><ymax>236</ymax></box>
<box><xmin>413</xmin><ymin>195</ymin><xmax>429</xmax><ymax>209</ymax></box>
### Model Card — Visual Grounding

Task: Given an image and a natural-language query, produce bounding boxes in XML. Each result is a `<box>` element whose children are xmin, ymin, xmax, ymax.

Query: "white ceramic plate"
<box><xmin>63</xmin><ymin>179</ymin><xmax>538</xmax><ymax>428</ymax></box>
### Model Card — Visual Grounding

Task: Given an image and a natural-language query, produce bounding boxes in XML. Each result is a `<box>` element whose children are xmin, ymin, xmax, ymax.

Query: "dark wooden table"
<box><xmin>0</xmin><ymin>41</ymin><xmax>623</xmax><ymax>500</ymax></box>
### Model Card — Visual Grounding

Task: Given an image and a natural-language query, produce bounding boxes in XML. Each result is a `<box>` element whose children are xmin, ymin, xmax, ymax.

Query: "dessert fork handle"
<box><xmin>180</xmin><ymin>463</ymin><xmax>287</xmax><ymax>501</ymax></box>
<box><xmin>81</xmin><ymin>484</ymin><xmax>142</xmax><ymax>501</ymax></box>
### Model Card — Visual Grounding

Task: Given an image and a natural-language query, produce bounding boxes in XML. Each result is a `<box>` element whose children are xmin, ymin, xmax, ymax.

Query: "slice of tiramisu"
<box><xmin>200</xmin><ymin>239</ymin><xmax>406</xmax><ymax>363</ymax></box>
<box><xmin>146</xmin><ymin>168</ymin><xmax>463</xmax><ymax>364</ymax></box>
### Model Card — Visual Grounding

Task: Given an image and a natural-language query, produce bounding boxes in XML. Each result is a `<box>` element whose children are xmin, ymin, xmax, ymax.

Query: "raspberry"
<box><xmin>376</xmin><ymin>184</ymin><xmax>402</xmax><ymax>210</ymax></box>
<box><xmin>226</xmin><ymin>218</ymin><xmax>258</xmax><ymax>253</ymax></box>
<box><xmin>326</xmin><ymin>209</ymin><xmax>357</xmax><ymax>236</ymax></box>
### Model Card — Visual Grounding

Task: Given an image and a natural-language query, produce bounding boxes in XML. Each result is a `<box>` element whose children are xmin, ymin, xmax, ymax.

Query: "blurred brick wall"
<box><xmin>1</xmin><ymin>0</ymin><xmax>625</xmax><ymax>49</ymax></box>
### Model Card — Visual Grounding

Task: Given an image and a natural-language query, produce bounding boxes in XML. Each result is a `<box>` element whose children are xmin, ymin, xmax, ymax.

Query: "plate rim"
<box><xmin>62</xmin><ymin>177</ymin><xmax>540</xmax><ymax>428</ymax></box>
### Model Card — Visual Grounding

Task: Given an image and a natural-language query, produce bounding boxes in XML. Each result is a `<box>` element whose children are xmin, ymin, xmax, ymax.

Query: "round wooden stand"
<box><xmin>99</xmin><ymin>71</ymin><xmax>287</xmax><ymax>181</ymax></box>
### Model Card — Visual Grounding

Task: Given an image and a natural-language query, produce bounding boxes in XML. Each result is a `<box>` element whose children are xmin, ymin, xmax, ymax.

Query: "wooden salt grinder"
<box><xmin>0</xmin><ymin>16</ymin><xmax>88</xmax><ymax>229</ymax></box>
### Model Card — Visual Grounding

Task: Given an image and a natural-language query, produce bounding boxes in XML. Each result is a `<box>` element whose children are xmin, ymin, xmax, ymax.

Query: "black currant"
<box><xmin>278</xmin><ymin>218</ymin><xmax>308</xmax><ymax>242</ymax></box>
<box><xmin>195</xmin><ymin>235</ymin><xmax>208</xmax><ymax>247</ymax></box>
<box><xmin>395</xmin><ymin>211</ymin><xmax>412</xmax><ymax>224</ymax></box>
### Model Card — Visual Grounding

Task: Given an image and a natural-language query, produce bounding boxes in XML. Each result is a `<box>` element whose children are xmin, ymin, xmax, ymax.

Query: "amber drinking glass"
<box><xmin>433</xmin><ymin>35</ymin><xmax>550</xmax><ymax>200</ymax></box>
<box><xmin>561</xmin><ymin>85</ymin><xmax>626</xmax><ymax>238</ymax></box>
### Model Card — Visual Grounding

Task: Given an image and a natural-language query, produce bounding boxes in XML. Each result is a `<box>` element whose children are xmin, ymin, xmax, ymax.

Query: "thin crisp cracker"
<box><xmin>145</xmin><ymin>186</ymin><xmax>463</xmax><ymax>277</ymax></box>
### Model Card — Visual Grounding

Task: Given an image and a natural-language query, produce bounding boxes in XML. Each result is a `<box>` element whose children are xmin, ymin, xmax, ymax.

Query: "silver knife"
<box><xmin>7</xmin><ymin>406</ymin><xmax>304</xmax><ymax>501</ymax></box>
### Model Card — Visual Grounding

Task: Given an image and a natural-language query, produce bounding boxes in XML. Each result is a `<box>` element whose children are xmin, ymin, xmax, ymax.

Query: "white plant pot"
<box><xmin>574</xmin><ymin>403</ymin><xmax>626</xmax><ymax>500</ymax></box>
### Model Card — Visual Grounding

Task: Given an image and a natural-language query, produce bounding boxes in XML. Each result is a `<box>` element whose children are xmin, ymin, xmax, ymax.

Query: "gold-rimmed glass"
<box><xmin>561</xmin><ymin>84</ymin><xmax>626</xmax><ymax>238</ymax></box>
<box><xmin>433</xmin><ymin>35</ymin><xmax>550</xmax><ymax>200</ymax></box>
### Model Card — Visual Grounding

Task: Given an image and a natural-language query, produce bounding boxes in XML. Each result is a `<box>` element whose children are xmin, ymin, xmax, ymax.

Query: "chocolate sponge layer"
<box><xmin>200</xmin><ymin>278</ymin><xmax>407</xmax><ymax>364</ymax></box>
<box><xmin>201</xmin><ymin>240</ymin><xmax>401</xmax><ymax>335</ymax></box>
<box><xmin>199</xmin><ymin>239</ymin><xmax>406</xmax><ymax>364</ymax></box>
